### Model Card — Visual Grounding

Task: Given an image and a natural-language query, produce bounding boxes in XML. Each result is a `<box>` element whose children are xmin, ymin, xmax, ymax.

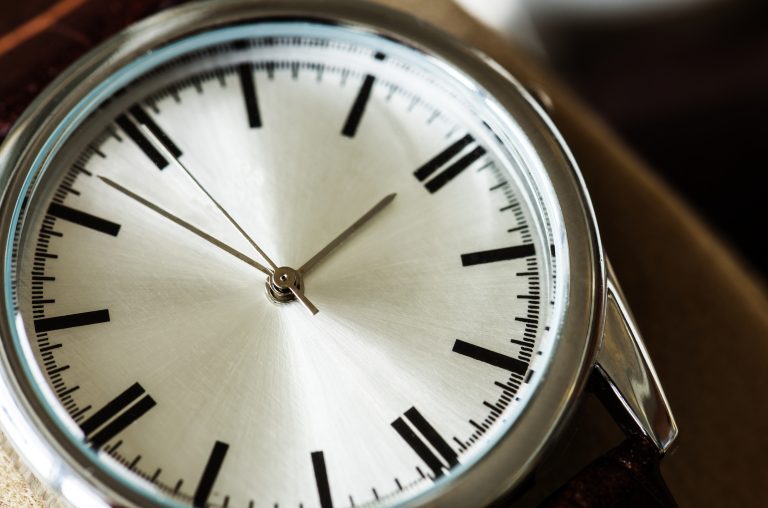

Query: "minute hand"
<box><xmin>98</xmin><ymin>176</ymin><xmax>272</xmax><ymax>276</ymax></box>
<box><xmin>136</xmin><ymin>125</ymin><xmax>321</xmax><ymax>315</ymax></box>
<box><xmin>299</xmin><ymin>193</ymin><xmax>396</xmax><ymax>276</ymax></box>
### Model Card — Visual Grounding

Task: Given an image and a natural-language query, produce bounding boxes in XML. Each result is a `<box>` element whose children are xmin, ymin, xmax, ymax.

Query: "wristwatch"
<box><xmin>0</xmin><ymin>1</ymin><xmax>678</xmax><ymax>507</ymax></box>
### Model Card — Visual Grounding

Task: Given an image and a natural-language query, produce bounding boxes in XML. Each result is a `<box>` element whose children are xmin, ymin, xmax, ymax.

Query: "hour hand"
<box><xmin>299</xmin><ymin>193</ymin><xmax>396</xmax><ymax>276</ymax></box>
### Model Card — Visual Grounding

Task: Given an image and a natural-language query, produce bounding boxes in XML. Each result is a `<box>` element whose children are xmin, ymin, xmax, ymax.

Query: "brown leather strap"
<box><xmin>539</xmin><ymin>436</ymin><xmax>676</xmax><ymax>508</ymax></box>
<box><xmin>0</xmin><ymin>0</ymin><xmax>181</xmax><ymax>143</ymax></box>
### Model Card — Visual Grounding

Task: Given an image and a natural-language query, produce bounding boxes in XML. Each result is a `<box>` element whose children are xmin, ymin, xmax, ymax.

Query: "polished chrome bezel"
<box><xmin>0</xmin><ymin>1</ymin><xmax>605</xmax><ymax>506</ymax></box>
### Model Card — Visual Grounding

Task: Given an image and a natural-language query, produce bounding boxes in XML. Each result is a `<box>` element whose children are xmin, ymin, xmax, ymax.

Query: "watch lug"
<box><xmin>593</xmin><ymin>262</ymin><xmax>678</xmax><ymax>453</ymax></box>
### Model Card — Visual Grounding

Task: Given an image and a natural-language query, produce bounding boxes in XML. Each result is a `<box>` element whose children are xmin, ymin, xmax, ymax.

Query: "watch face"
<box><xmin>0</xmin><ymin>3</ymin><xmax>598</xmax><ymax>508</ymax></box>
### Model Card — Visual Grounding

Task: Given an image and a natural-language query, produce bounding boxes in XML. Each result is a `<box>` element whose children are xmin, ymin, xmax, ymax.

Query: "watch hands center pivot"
<box><xmin>266</xmin><ymin>266</ymin><xmax>305</xmax><ymax>304</ymax></box>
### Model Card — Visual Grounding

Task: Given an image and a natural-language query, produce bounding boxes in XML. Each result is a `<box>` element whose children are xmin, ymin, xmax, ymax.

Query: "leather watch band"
<box><xmin>0</xmin><ymin>0</ymin><xmax>182</xmax><ymax>144</ymax></box>
<box><xmin>539</xmin><ymin>436</ymin><xmax>675</xmax><ymax>508</ymax></box>
<box><xmin>0</xmin><ymin>2</ymin><xmax>675</xmax><ymax>507</ymax></box>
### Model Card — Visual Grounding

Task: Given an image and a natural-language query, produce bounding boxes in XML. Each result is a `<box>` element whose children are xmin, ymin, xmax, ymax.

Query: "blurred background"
<box><xmin>2</xmin><ymin>0</ymin><xmax>764</xmax><ymax>277</ymax></box>
<box><xmin>457</xmin><ymin>0</ymin><xmax>767</xmax><ymax>278</ymax></box>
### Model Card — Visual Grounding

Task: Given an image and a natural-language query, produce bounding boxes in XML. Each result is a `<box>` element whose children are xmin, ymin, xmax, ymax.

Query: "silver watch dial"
<box><xmin>3</xmin><ymin>15</ymin><xmax>572</xmax><ymax>508</ymax></box>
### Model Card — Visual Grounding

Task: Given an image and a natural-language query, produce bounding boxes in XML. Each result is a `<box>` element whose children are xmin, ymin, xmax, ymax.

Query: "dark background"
<box><xmin>3</xmin><ymin>0</ymin><xmax>765</xmax><ymax>276</ymax></box>
<box><xmin>530</xmin><ymin>0</ymin><xmax>767</xmax><ymax>277</ymax></box>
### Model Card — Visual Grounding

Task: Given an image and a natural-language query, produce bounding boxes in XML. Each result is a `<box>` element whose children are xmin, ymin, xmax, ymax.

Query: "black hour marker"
<box><xmin>392</xmin><ymin>407</ymin><xmax>458</xmax><ymax>479</ymax></box>
<box><xmin>128</xmin><ymin>104</ymin><xmax>182</xmax><ymax>158</ymax></box>
<box><xmin>79</xmin><ymin>382</ymin><xmax>156</xmax><ymax>450</ymax></box>
<box><xmin>311</xmin><ymin>451</ymin><xmax>334</xmax><ymax>508</ymax></box>
<box><xmin>461</xmin><ymin>244</ymin><xmax>536</xmax><ymax>267</ymax></box>
<box><xmin>34</xmin><ymin>309</ymin><xmax>110</xmax><ymax>333</ymax></box>
<box><xmin>452</xmin><ymin>339</ymin><xmax>528</xmax><ymax>375</ymax></box>
<box><xmin>194</xmin><ymin>440</ymin><xmax>229</xmax><ymax>508</ymax></box>
<box><xmin>414</xmin><ymin>134</ymin><xmax>473</xmax><ymax>181</ymax></box>
<box><xmin>341</xmin><ymin>52</ymin><xmax>385</xmax><ymax>137</ymax></box>
<box><xmin>47</xmin><ymin>203</ymin><xmax>120</xmax><ymax>236</ymax></box>
<box><xmin>116</xmin><ymin>114</ymin><xmax>168</xmax><ymax>169</ymax></box>
<box><xmin>414</xmin><ymin>134</ymin><xmax>487</xmax><ymax>193</ymax></box>
<box><xmin>238</xmin><ymin>64</ymin><xmax>262</xmax><ymax>128</ymax></box>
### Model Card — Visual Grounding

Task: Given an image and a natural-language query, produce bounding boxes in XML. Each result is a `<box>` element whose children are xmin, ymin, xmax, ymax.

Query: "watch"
<box><xmin>0</xmin><ymin>1</ymin><xmax>678</xmax><ymax>507</ymax></box>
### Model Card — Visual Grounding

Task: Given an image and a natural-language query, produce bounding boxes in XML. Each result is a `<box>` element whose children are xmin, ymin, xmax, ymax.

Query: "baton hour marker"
<box><xmin>461</xmin><ymin>244</ymin><xmax>536</xmax><ymax>266</ymax></box>
<box><xmin>392</xmin><ymin>407</ymin><xmax>458</xmax><ymax>478</ymax></box>
<box><xmin>34</xmin><ymin>309</ymin><xmax>110</xmax><ymax>334</ymax></box>
<box><xmin>47</xmin><ymin>203</ymin><xmax>121</xmax><ymax>237</ymax></box>
<box><xmin>452</xmin><ymin>339</ymin><xmax>528</xmax><ymax>375</ymax></box>
<box><xmin>79</xmin><ymin>382</ymin><xmax>156</xmax><ymax>450</ymax></box>
<box><xmin>194</xmin><ymin>440</ymin><xmax>230</xmax><ymax>508</ymax></box>
<box><xmin>128</xmin><ymin>104</ymin><xmax>183</xmax><ymax>158</ymax></box>
<box><xmin>116</xmin><ymin>114</ymin><xmax>168</xmax><ymax>169</ymax></box>
<box><xmin>238</xmin><ymin>64</ymin><xmax>262</xmax><ymax>128</ymax></box>
<box><xmin>414</xmin><ymin>134</ymin><xmax>487</xmax><ymax>193</ymax></box>
<box><xmin>342</xmin><ymin>52</ymin><xmax>386</xmax><ymax>137</ymax></box>
<box><xmin>312</xmin><ymin>451</ymin><xmax>334</xmax><ymax>508</ymax></box>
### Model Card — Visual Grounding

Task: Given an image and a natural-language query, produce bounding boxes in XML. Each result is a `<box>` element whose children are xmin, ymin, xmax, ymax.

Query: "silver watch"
<box><xmin>0</xmin><ymin>1</ymin><xmax>677</xmax><ymax>506</ymax></box>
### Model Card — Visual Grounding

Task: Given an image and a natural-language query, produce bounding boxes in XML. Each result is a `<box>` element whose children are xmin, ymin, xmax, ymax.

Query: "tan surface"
<box><xmin>0</xmin><ymin>434</ymin><xmax>56</xmax><ymax>507</ymax></box>
<box><xmin>2</xmin><ymin>1</ymin><xmax>768</xmax><ymax>506</ymax></box>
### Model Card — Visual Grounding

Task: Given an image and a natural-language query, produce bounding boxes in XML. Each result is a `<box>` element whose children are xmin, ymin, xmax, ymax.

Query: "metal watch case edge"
<box><xmin>521</xmin><ymin>78</ymin><xmax>678</xmax><ymax>457</ymax></box>
<box><xmin>595</xmin><ymin>259</ymin><xmax>678</xmax><ymax>454</ymax></box>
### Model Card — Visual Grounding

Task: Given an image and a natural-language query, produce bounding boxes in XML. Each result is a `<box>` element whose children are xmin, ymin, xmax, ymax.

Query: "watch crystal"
<box><xmin>6</xmin><ymin>20</ymin><xmax>566</xmax><ymax>508</ymax></box>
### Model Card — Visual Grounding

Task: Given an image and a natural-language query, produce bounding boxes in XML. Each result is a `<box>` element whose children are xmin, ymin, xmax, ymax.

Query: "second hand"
<box><xmin>98</xmin><ymin>176</ymin><xmax>271</xmax><ymax>275</ymax></box>
<box><xmin>137</xmin><ymin>124</ymin><xmax>319</xmax><ymax>315</ymax></box>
